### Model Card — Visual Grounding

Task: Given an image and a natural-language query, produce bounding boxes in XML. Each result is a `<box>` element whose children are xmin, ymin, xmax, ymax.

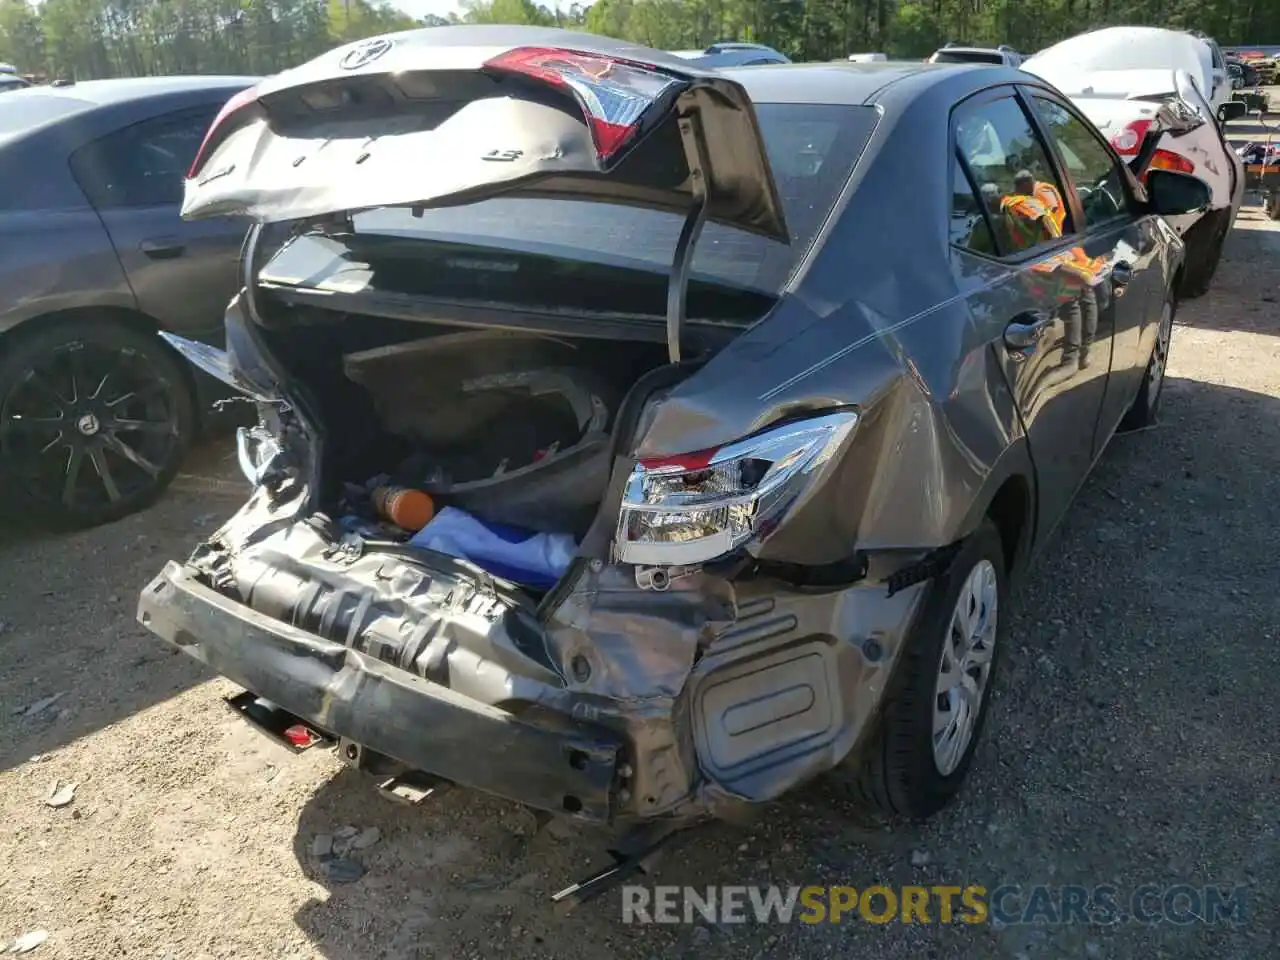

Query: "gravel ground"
<box><xmin>1</xmin><ymin>211</ymin><xmax>1278</xmax><ymax>960</ymax></box>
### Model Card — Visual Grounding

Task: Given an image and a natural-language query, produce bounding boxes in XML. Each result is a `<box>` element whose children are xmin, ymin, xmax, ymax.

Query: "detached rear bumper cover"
<box><xmin>138</xmin><ymin>561</ymin><xmax>621</xmax><ymax>821</ymax></box>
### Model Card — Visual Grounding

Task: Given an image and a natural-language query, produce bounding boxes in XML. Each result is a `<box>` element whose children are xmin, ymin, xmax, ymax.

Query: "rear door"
<box><xmin>1023</xmin><ymin>89</ymin><xmax>1165</xmax><ymax>453</ymax></box>
<box><xmin>950</xmin><ymin>89</ymin><xmax>1111</xmax><ymax>537</ymax></box>
<box><xmin>70</xmin><ymin>105</ymin><xmax>249</xmax><ymax>339</ymax></box>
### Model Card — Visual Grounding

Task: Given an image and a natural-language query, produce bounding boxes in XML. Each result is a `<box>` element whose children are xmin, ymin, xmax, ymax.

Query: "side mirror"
<box><xmin>1219</xmin><ymin>100</ymin><xmax>1248</xmax><ymax>123</ymax></box>
<box><xmin>1147</xmin><ymin>169</ymin><xmax>1211</xmax><ymax>217</ymax></box>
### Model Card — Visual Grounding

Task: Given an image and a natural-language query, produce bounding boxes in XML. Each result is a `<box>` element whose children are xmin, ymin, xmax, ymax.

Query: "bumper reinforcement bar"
<box><xmin>138</xmin><ymin>562</ymin><xmax>623</xmax><ymax>821</ymax></box>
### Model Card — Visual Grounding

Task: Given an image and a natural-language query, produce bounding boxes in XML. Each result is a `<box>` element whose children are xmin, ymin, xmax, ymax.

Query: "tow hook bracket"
<box><xmin>551</xmin><ymin>822</ymin><xmax>693</xmax><ymax>913</ymax></box>
<box><xmin>338</xmin><ymin>737</ymin><xmax>406</xmax><ymax>776</ymax></box>
<box><xmin>377</xmin><ymin>771</ymin><xmax>452</xmax><ymax>806</ymax></box>
<box><xmin>339</xmin><ymin>738</ymin><xmax>452</xmax><ymax>803</ymax></box>
<box><xmin>224</xmin><ymin>690</ymin><xmax>333</xmax><ymax>753</ymax></box>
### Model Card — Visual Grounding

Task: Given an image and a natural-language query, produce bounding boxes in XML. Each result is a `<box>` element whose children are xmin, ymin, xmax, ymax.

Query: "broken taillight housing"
<box><xmin>483</xmin><ymin>46</ymin><xmax>685</xmax><ymax>166</ymax></box>
<box><xmin>615</xmin><ymin>412</ymin><xmax>859</xmax><ymax>567</ymax></box>
<box><xmin>1110</xmin><ymin>119</ymin><xmax>1196</xmax><ymax>183</ymax></box>
<box><xmin>1110</xmin><ymin>118</ymin><xmax>1154</xmax><ymax>155</ymax></box>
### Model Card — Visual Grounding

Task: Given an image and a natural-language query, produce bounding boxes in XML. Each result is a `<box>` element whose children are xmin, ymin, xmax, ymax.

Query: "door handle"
<box><xmin>1110</xmin><ymin>260</ymin><xmax>1133</xmax><ymax>295</ymax></box>
<box><xmin>140</xmin><ymin>238</ymin><xmax>185</xmax><ymax>260</ymax></box>
<box><xmin>1004</xmin><ymin>311</ymin><xmax>1052</xmax><ymax>355</ymax></box>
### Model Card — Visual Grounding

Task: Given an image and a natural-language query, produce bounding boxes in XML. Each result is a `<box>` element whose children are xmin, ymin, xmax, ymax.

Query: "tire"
<box><xmin>835</xmin><ymin>519</ymin><xmax>1007</xmax><ymax>820</ymax></box>
<box><xmin>1121</xmin><ymin>294</ymin><xmax>1175</xmax><ymax>432</ymax></box>
<box><xmin>0</xmin><ymin>317</ymin><xmax>194</xmax><ymax>529</ymax></box>
<box><xmin>1177</xmin><ymin>211</ymin><xmax>1228</xmax><ymax>300</ymax></box>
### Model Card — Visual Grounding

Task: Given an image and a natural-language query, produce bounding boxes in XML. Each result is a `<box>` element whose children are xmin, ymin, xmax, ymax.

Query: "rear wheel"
<box><xmin>1177</xmin><ymin>211</ymin><xmax>1228</xmax><ymax>300</ymax></box>
<box><xmin>835</xmin><ymin>519</ymin><xmax>1006</xmax><ymax>820</ymax></box>
<box><xmin>1121</xmin><ymin>295</ymin><xmax>1175</xmax><ymax>431</ymax></box>
<box><xmin>0</xmin><ymin>318</ymin><xmax>194</xmax><ymax>529</ymax></box>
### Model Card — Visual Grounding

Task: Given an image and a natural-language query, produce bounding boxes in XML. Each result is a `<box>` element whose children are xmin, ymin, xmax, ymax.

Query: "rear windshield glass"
<box><xmin>0</xmin><ymin>94</ymin><xmax>87</xmax><ymax>135</ymax></box>
<box><xmin>346</xmin><ymin>103</ymin><xmax>879</xmax><ymax>295</ymax></box>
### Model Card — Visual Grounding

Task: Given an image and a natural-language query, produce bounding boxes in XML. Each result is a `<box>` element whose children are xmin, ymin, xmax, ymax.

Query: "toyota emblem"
<box><xmin>339</xmin><ymin>37</ymin><xmax>394</xmax><ymax>70</ymax></box>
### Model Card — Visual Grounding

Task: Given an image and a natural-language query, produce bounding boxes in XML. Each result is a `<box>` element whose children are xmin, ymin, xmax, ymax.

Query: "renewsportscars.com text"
<box><xmin>621</xmin><ymin>884</ymin><xmax>1248</xmax><ymax>926</ymax></box>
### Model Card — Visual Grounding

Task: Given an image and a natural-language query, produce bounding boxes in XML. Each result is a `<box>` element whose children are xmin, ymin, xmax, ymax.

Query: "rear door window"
<box><xmin>953</xmin><ymin>93</ymin><xmax>1073</xmax><ymax>257</ymax></box>
<box><xmin>70</xmin><ymin>107</ymin><xmax>217</xmax><ymax>208</ymax></box>
<box><xmin>345</xmin><ymin>102</ymin><xmax>879</xmax><ymax>296</ymax></box>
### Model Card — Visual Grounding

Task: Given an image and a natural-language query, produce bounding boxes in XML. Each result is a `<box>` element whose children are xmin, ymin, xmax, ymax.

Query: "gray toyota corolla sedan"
<box><xmin>138</xmin><ymin>27</ymin><xmax>1207</xmax><ymax>899</ymax></box>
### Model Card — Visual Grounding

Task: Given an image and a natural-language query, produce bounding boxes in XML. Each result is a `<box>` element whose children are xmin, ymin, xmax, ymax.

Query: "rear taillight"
<box><xmin>483</xmin><ymin>47</ymin><xmax>685</xmax><ymax>165</ymax></box>
<box><xmin>1148</xmin><ymin>149</ymin><xmax>1195</xmax><ymax>175</ymax></box>
<box><xmin>615</xmin><ymin>412</ymin><xmax>858</xmax><ymax>567</ymax></box>
<box><xmin>1110</xmin><ymin>119</ymin><xmax>1195</xmax><ymax>183</ymax></box>
<box><xmin>187</xmin><ymin>84</ymin><xmax>260</xmax><ymax>179</ymax></box>
<box><xmin>1110</xmin><ymin>119</ymin><xmax>1152</xmax><ymax>155</ymax></box>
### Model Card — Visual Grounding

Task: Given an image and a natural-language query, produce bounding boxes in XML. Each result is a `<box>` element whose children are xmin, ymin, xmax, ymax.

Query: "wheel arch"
<box><xmin>985</xmin><ymin>472</ymin><xmax>1033</xmax><ymax>580</ymax></box>
<box><xmin>957</xmin><ymin>439</ymin><xmax>1037</xmax><ymax>582</ymax></box>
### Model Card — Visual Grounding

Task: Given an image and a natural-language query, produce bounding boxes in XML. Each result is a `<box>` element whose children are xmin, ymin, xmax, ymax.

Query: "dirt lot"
<box><xmin>2</xmin><ymin>210</ymin><xmax>1278</xmax><ymax>960</ymax></box>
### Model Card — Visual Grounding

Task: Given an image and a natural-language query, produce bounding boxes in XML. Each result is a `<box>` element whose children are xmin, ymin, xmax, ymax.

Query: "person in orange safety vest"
<box><xmin>1018</xmin><ymin>170</ymin><xmax>1068</xmax><ymax>236</ymax></box>
<box><xmin>1004</xmin><ymin>170</ymin><xmax>1104</xmax><ymax>369</ymax></box>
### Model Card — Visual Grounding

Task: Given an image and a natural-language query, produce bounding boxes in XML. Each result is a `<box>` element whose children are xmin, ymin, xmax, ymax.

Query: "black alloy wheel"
<box><xmin>0</xmin><ymin>320</ymin><xmax>194</xmax><ymax>529</ymax></box>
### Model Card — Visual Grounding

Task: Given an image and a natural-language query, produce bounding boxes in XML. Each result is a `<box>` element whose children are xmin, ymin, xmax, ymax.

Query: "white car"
<box><xmin>1026</xmin><ymin>27</ymin><xmax>1231</xmax><ymax>115</ymax></box>
<box><xmin>1023</xmin><ymin>29</ymin><xmax>1244</xmax><ymax>298</ymax></box>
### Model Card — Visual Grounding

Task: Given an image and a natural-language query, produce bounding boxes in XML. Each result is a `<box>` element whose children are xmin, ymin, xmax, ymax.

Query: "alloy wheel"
<box><xmin>1147</xmin><ymin>301</ymin><xmax>1174</xmax><ymax>412</ymax></box>
<box><xmin>932</xmin><ymin>558</ymin><xmax>999</xmax><ymax>776</ymax></box>
<box><xmin>0</xmin><ymin>340</ymin><xmax>182</xmax><ymax>514</ymax></box>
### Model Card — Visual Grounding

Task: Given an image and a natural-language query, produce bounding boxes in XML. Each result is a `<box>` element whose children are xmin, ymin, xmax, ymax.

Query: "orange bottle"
<box><xmin>372</xmin><ymin>486</ymin><xmax>435</xmax><ymax>532</ymax></box>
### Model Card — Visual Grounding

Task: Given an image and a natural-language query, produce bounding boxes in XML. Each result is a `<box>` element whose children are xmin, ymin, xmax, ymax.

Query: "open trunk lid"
<box><xmin>1028</xmin><ymin>66</ymin><xmax>1211</xmax><ymax>134</ymax></box>
<box><xmin>1028</xmin><ymin>67</ymin><xmax>1186</xmax><ymax>100</ymax></box>
<box><xmin>1035</xmin><ymin>68</ymin><xmax>1213</xmax><ymax>179</ymax></box>
<box><xmin>181</xmin><ymin>25</ymin><xmax>789</xmax><ymax>243</ymax></box>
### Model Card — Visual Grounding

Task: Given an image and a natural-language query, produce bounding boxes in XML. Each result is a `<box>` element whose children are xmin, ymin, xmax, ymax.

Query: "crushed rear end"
<box><xmin>137</xmin><ymin>28</ymin><xmax>917</xmax><ymax>891</ymax></box>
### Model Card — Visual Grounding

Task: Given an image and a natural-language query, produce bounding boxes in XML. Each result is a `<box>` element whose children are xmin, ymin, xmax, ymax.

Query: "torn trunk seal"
<box><xmin>667</xmin><ymin>109</ymin><xmax>711</xmax><ymax>364</ymax></box>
